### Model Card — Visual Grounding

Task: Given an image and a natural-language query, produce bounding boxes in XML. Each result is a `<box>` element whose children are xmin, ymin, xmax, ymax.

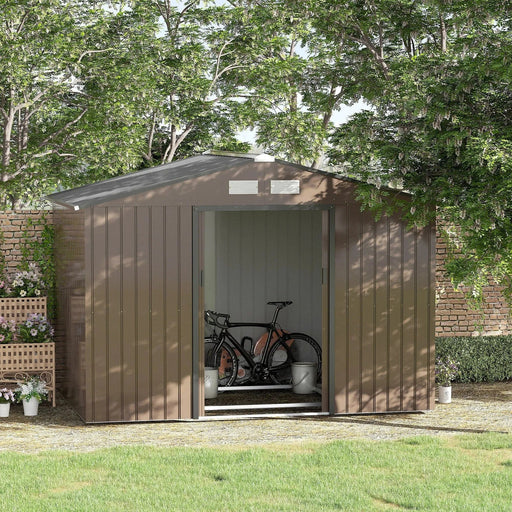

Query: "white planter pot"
<box><xmin>438</xmin><ymin>385</ymin><xmax>452</xmax><ymax>404</ymax></box>
<box><xmin>0</xmin><ymin>403</ymin><xmax>10</xmax><ymax>417</ymax></box>
<box><xmin>204</xmin><ymin>367</ymin><xmax>219</xmax><ymax>399</ymax></box>
<box><xmin>23</xmin><ymin>397</ymin><xmax>40</xmax><ymax>416</ymax></box>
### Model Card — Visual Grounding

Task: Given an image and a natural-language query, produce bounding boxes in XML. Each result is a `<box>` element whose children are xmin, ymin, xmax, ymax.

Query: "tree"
<box><xmin>0</xmin><ymin>0</ymin><xmax>158</xmax><ymax>208</ymax></box>
<box><xmin>226</xmin><ymin>0</ymin><xmax>361</xmax><ymax>168</ymax></box>
<box><xmin>306</xmin><ymin>0</ymin><xmax>512</xmax><ymax>299</ymax></box>
<box><xmin>131</xmin><ymin>1</ymin><xmax>255</xmax><ymax>168</ymax></box>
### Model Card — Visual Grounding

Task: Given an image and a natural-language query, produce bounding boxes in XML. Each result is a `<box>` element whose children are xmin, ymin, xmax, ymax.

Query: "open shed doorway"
<box><xmin>199</xmin><ymin>208</ymin><xmax>328</xmax><ymax>417</ymax></box>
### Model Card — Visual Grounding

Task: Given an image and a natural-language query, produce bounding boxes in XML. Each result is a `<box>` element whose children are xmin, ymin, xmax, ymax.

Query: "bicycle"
<box><xmin>204</xmin><ymin>301</ymin><xmax>322</xmax><ymax>388</ymax></box>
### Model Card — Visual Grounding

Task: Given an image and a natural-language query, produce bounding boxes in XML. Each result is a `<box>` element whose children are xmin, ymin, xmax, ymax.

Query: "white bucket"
<box><xmin>204</xmin><ymin>367</ymin><xmax>219</xmax><ymax>399</ymax></box>
<box><xmin>291</xmin><ymin>362</ymin><xmax>317</xmax><ymax>394</ymax></box>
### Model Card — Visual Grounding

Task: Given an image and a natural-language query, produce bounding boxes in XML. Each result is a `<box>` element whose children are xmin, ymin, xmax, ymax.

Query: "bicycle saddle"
<box><xmin>267</xmin><ymin>301</ymin><xmax>293</xmax><ymax>308</ymax></box>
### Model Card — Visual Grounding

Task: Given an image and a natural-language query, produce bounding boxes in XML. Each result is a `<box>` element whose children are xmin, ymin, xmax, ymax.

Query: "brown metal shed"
<box><xmin>49</xmin><ymin>153</ymin><xmax>435</xmax><ymax>423</ymax></box>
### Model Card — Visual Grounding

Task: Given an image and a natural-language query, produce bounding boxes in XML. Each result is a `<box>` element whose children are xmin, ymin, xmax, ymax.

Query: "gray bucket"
<box><xmin>291</xmin><ymin>362</ymin><xmax>317</xmax><ymax>394</ymax></box>
<box><xmin>204</xmin><ymin>367</ymin><xmax>219</xmax><ymax>399</ymax></box>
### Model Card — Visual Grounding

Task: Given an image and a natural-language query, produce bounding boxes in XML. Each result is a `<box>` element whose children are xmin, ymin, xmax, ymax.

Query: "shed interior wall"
<box><xmin>204</xmin><ymin>210</ymin><xmax>323</xmax><ymax>342</ymax></box>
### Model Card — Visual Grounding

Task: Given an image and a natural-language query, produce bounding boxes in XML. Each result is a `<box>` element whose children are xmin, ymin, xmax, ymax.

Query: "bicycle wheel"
<box><xmin>267</xmin><ymin>332</ymin><xmax>322</xmax><ymax>385</ymax></box>
<box><xmin>204</xmin><ymin>337</ymin><xmax>238</xmax><ymax>387</ymax></box>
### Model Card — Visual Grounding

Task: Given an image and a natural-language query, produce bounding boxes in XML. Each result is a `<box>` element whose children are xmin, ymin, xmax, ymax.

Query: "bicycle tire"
<box><xmin>204</xmin><ymin>337</ymin><xmax>238</xmax><ymax>387</ymax></box>
<box><xmin>267</xmin><ymin>332</ymin><xmax>322</xmax><ymax>385</ymax></box>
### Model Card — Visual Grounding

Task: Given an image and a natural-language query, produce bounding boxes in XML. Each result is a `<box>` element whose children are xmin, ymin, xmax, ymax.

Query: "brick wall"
<box><xmin>0</xmin><ymin>210</ymin><xmax>66</xmax><ymax>385</ymax></box>
<box><xmin>0</xmin><ymin>210</ymin><xmax>54</xmax><ymax>274</ymax></box>
<box><xmin>435</xmin><ymin>235</ymin><xmax>512</xmax><ymax>337</ymax></box>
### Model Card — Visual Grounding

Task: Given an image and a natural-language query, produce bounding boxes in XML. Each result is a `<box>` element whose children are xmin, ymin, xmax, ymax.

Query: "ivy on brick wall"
<box><xmin>19</xmin><ymin>215</ymin><xmax>56</xmax><ymax>319</ymax></box>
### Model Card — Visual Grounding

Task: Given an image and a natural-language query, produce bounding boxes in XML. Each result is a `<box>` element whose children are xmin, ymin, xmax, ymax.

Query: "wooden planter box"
<box><xmin>0</xmin><ymin>342</ymin><xmax>56</xmax><ymax>406</ymax></box>
<box><xmin>0</xmin><ymin>298</ymin><xmax>55</xmax><ymax>406</ymax></box>
<box><xmin>0</xmin><ymin>297</ymin><xmax>47</xmax><ymax>323</ymax></box>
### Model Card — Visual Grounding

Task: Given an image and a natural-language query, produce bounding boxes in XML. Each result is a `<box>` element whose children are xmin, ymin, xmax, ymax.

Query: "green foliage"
<box><xmin>19</xmin><ymin>215</ymin><xmax>56</xmax><ymax>319</ymax></box>
<box><xmin>323</xmin><ymin>0</ymin><xmax>512</xmax><ymax>298</ymax></box>
<box><xmin>436</xmin><ymin>336</ymin><xmax>512</xmax><ymax>383</ymax></box>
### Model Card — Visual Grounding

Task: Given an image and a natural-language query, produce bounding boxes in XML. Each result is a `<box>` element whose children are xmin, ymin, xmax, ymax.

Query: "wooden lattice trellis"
<box><xmin>0</xmin><ymin>297</ymin><xmax>47</xmax><ymax>323</ymax></box>
<box><xmin>0</xmin><ymin>343</ymin><xmax>55</xmax><ymax>406</ymax></box>
<box><xmin>0</xmin><ymin>297</ymin><xmax>55</xmax><ymax>406</ymax></box>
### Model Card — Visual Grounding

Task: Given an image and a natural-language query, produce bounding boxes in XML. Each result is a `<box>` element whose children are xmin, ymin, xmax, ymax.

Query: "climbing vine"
<box><xmin>18</xmin><ymin>215</ymin><xmax>56</xmax><ymax>319</ymax></box>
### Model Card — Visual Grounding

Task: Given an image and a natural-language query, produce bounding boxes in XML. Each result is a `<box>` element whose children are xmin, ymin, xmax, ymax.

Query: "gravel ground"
<box><xmin>0</xmin><ymin>382</ymin><xmax>510</xmax><ymax>453</ymax></box>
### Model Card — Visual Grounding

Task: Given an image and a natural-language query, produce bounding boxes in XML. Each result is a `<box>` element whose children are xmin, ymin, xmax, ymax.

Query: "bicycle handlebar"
<box><xmin>204</xmin><ymin>310</ymin><xmax>231</xmax><ymax>328</ymax></box>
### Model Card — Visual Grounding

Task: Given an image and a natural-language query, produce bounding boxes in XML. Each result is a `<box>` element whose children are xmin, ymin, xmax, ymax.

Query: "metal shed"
<box><xmin>49</xmin><ymin>152</ymin><xmax>435</xmax><ymax>423</ymax></box>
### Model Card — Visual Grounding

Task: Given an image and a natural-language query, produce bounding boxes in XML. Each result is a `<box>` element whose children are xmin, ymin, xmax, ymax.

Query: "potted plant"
<box><xmin>0</xmin><ymin>388</ymin><xmax>16</xmax><ymax>417</ymax></box>
<box><xmin>0</xmin><ymin>316</ymin><xmax>16</xmax><ymax>344</ymax></box>
<box><xmin>8</xmin><ymin>263</ymin><xmax>46</xmax><ymax>298</ymax></box>
<box><xmin>16</xmin><ymin>314</ymin><xmax>54</xmax><ymax>344</ymax></box>
<box><xmin>435</xmin><ymin>356</ymin><xmax>459</xmax><ymax>404</ymax></box>
<box><xmin>15</xmin><ymin>376</ymin><xmax>48</xmax><ymax>416</ymax></box>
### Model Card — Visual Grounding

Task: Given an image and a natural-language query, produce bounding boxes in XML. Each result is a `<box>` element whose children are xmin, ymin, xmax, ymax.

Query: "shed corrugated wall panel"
<box><xmin>374</xmin><ymin>217</ymin><xmax>390</xmax><ymax>411</ymax></box>
<box><xmin>150</xmin><ymin>207</ymin><xmax>166</xmax><ymax>419</ymax></box>
<box><xmin>107</xmin><ymin>207</ymin><xmax>122</xmax><ymax>421</ymax></box>
<box><xmin>178</xmin><ymin>206</ymin><xmax>193</xmax><ymax>419</ymax></box>
<box><xmin>402</xmin><ymin>226</ymin><xmax>416</xmax><ymax>410</ymax></box>
<box><xmin>86</xmin><ymin>205</ymin><xmax>185</xmax><ymax>422</ymax></box>
<box><xmin>346</xmin><ymin>204</ymin><xmax>361</xmax><ymax>412</ymax></box>
<box><xmin>361</xmin><ymin>216</ymin><xmax>375</xmax><ymax>412</ymax></box>
<box><xmin>91</xmin><ymin>208</ymin><xmax>108</xmax><ymax>421</ymax></box>
<box><xmin>388</xmin><ymin>220</ymin><xmax>403</xmax><ymax>411</ymax></box>
<box><xmin>333</xmin><ymin>204</ymin><xmax>349</xmax><ymax>413</ymax></box>
<box><xmin>136</xmin><ymin>207</ymin><xmax>151</xmax><ymax>420</ymax></box>
<box><xmin>165</xmin><ymin>207</ymin><xmax>180</xmax><ymax>418</ymax></box>
<box><xmin>333</xmin><ymin>206</ymin><xmax>434</xmax><ymax>414</ymax></box>
<box><xmin>415</xmin><ymin>227</ymin><xmax>429</xmax><ymax>410</ymax></box>
<box><xmin>417</xmin><ymin>224</ymin><xmax>435</xmax><ymax>409</ymax></box>
<box><xmin>121</xmin><ymin>207</ymin><xmax>137</xmax><ymax>420</ymax></box>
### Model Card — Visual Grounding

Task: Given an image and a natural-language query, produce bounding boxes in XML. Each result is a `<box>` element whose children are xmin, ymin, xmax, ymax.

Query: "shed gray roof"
<box><xmin>47</xmin><ymin>154</ymin><xmax>260</xmax><ymax>210</ymax></box>
<box><xmin>47</xmin><ymin>152</ymin><xmax>400</xmax><ymax>210</ymax></box>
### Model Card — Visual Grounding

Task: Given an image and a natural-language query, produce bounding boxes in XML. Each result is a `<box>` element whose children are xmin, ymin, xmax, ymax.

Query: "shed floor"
<box><xmin>205</xmin><ymin>387</ymin><xmax>322</xmax><ymax>416</ymax></box>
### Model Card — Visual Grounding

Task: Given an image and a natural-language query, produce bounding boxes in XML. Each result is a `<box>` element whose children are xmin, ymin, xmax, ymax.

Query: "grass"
<box><xmin>1</xmin><ymin>433</ymin><xmax>511</xmax><ymax>511</ymax></box>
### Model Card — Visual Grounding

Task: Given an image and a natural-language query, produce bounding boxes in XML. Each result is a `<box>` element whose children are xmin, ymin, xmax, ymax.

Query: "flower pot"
<box><xmin>23</xmin><ymin>397</ymin><xmax>39</xmax><ymax>416</ymax></box>
<box><xmin>204</xmin><ymin>367</ymin><xmax>219</xmax><ymax>399</ymax></box>
<box><xmin>438</xmin><ymin>385</ymin><xmax>452</xmax><ymax>404</ymax></box>
<box><xmin>0</xmin><ymin>402</ymin><xmax>10</xmax><ymax>417</ymax></box>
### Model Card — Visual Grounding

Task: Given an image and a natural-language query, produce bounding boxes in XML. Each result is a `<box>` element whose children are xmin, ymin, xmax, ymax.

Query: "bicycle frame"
<box><xmin>205</xmin><ymin>303</ymin><xmax>292</xmax><ymax>383</ymax></box>
<box><xmin>210</xmin><ymin>322</ymin><xmax>285</xmax><ymax>372</ymax></box>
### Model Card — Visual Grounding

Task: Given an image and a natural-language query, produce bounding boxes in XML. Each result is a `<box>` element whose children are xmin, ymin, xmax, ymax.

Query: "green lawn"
<box><xmin>1</xmin><ymin>433</ymin><xmax>511</xmax><ymax>511</ymax></box>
